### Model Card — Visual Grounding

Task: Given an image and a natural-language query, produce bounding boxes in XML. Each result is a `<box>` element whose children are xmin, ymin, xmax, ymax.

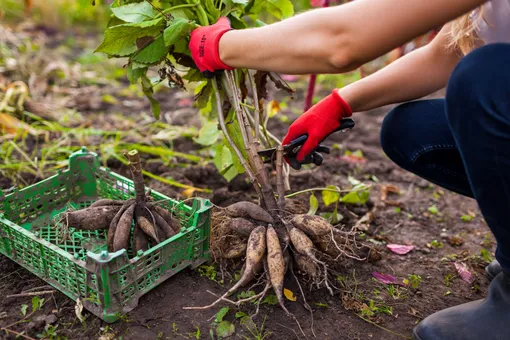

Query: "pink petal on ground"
<box><xmin>387</xmin><ymin>244</ymin><xmax>415</xmax><ymax>255</ymax></box>
<box><xmin>454</xmin><ymin>262</ymin><xmax>474</xmax><ymax>284</ymax></box>
<box><xmin>339</xmin><ymin>155</ymin><xmax>367</xmax><ymax>164</ymax></box>
<box><xmin>280</xmin><ymin>74</ymin><xmax>298</xmax><ymax>82</ymax></box>
<box><xmin>372</xmin><ymin>272</ymin><xmax>399</xmax><ymax>285</ymax></box>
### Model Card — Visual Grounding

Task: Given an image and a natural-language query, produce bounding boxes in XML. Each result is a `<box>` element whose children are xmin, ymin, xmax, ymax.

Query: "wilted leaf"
<box><xmin>283</xmin><ymin>288</ymin><xmax>297</xmax><ymax>301</ymax></box>
<box><xmin>372</xmin><ymin>272</ymin><xmax>400</xmax><ymax>285</ymax></box>
<box><xmin>266</xmin><ymin>100</ymin><xmax>280</xmax><ymax>118</ymax></box>
<box><xmin>353</xmin><ymin>210</ymin><xmax>373</xmax><ymax>231</ymax></box>
<box><xmin>387</xmin><ymin>244</ymin><xmax>415</xmax><ymax>255</ymax></box>
<box><xmin>182</xmin><ymin>188</ymin><xmax>196</xmax><ymax>198</ymax></box>
<box><xmin>0</xmin><ymin>113</ymin><xmax>38</xmax><ymax>136</ymax></box>
<box><xmin>216</xmin><ymin>321</ymin><xmax>235</xmax><ymax>338</ymax></box>
<box><xmin>111</xmin><ymin>2</ymin><xmax>157</xmax><ymax>23</ymax></box>
<box><xmin>454</xmin><ymin>262</ymin><xmax>474</xmax><ymax>284</ymax></box>
<box><xmin>20</xmin><ymin>304</ymin><xmax>28</xmax><ymax>316</ymax></box>
<box><xmin>75</xmin><ymin>298</ymin><xmax>85</xmax><ymax>323</ymax></box>
<box><xmin>308</xmin><ymin>194</ymin><xmax>319</xmax><ymax>216</ymax></box>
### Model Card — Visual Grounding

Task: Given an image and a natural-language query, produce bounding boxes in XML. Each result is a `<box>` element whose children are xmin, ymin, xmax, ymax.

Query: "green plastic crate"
<box><xmin>0</xmin><ymin>148</ymin><xmax>211</xmax><ymax>322</ymax></box>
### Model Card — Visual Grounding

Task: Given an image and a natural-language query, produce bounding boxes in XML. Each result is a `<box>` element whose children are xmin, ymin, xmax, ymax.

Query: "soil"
<box><xmin>0</xmin><ymin>26</ymin><xmax>495</xmax><ymax>340</ymax></box>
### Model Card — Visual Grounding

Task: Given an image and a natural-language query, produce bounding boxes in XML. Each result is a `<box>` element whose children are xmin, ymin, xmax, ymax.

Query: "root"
<box><xmin>63</xmin><ymin>206</ymin><xmax>119</xmax><ymax>230</ymax></box>
<box><xmin>107</xmin><ymin>199</ymin><xmax>135</xmax><ymax>251</ymax></box>
<box><xmin>89</xmin><ymin>199</ymin><xmax>125</xmax><ymax>208</ymax></box>
<box><xmin>112</xmin><ymin>203</ymin><xmax>136</xmax><ymax>252</ymax></box>
<box><xmin>290</xmin><ymin>262</ymin><xmax>315</xmax><ymax>338</ymax></box>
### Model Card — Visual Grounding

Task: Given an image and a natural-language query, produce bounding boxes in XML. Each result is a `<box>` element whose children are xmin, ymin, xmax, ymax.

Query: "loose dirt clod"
<box><xmin>223</xmin><ymin>238</ymin><xmax>247</xmax><ymax>259</ymax></box>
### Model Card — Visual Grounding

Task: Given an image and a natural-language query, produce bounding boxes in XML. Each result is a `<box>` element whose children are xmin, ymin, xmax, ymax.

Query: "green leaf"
<box><xmin>340</xmin><ymin>185</ymin><xmax>370</xmax><ymax>205</ymax></box>
<box><xmin>194</xmin><ymin>121</ymin><xmax>219</xmax><ymax>146</ymax></box>
<box><xmin>261</xmin><ymin>294</ymin><xmax>278</xmax><ymax>305</ymax></box>
<box><xmin>21</xmin><ymin>304</ymin><xmax>28</xmax><ymax>316</ymax></box>
<box><xmin>215</xmin><ymin>321</ymin><xmax>235</xmax><ymax>338</ymax></box>
<box><xmin>215</xmin><ymin>307</ymin><xmax>230</xmax><ymax>323</ymax></box>
<box><xmin>111</xmin><ymin>2</ymin><xmax>157</xmax><ymax>23</ymax></box>
<box><xmin>235</xmin><ymin>311</ymin><xmax>249</xmax><ymax>319</ymax></box>
<box><xmin>308</xmin><ymin>194</ymin><xmax>319</xmax><ymax>216</ymax></box>
<box><xmin>126</xmin><ymin>64</ymin><xmax>147</xmax><ymax>84</ymax></box>
<box><xmin>96</xmin><ymin>19</ymin><xmax>164</xmax><ymax>56</ymax></box>
<box><xmin>322</xmin><ymin>185</ymin><xmax>340</xmax><ymax>207</ymax></box>
<box><xmin>164</xmin><ymin>18</ymin><xmax>193</xmax><ymax>47</ymax></box>
<box><xmin>461</xmin><ymin>214</ymin><xmax>474</xmax><ymax>222</ymax></box>
<box><xmin>214</xmin><ymin>143</ymin><xmax>239</xmax><ymax>181</ymax></box>
<box><xmin>133</xmin><ymin>35</ymin><xmax>168</xmax><ymax>64</ymax></box>
<box><xmin>428</xmin><ymin>205</ymin><xmax>439</xmax><ymax>215</ymax></box>
<box><xmin>31</xmin><ymin>296</ymin><xmax>44</xmax><ymax>312</ymax></box>
<box><xmin>266</xmin><ymin>0</ymin><xmax>294</xmax><ymax>19</ymax></box>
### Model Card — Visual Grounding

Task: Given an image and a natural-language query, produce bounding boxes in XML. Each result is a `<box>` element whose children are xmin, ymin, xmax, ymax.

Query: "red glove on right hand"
<box><xmin>189</xmin><ymin>17</ymin><xmax>235</xmax><ymax>73</ymax></box>
<box><xmin>282</xmin><ymin>90</ymin><xmax>352</xmax><ymax>162</ymax></box>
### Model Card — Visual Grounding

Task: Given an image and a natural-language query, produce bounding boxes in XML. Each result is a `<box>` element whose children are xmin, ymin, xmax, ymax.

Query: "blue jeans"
<box><xmin>380</xmin><ymin>44</ymin><xmax>510</xmax><ymax>272</ymax></box>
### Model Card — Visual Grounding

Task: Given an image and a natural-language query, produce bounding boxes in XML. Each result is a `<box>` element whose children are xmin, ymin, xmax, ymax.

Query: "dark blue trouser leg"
<box><xmin>380</xmin><ymin>43</ymin><xmax>510</xmax><ymax>271</ymax></box>
<box><xmin>446</xmin><ymin>44</ymin><xmax>510</xmax><ymax>272</ymax></box>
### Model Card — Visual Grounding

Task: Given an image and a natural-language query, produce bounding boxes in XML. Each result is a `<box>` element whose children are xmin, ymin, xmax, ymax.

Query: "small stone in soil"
<box><xmin>45</xmin><ymin>314</ymin><xmax>58</xmax><ymax>325</ymax></box>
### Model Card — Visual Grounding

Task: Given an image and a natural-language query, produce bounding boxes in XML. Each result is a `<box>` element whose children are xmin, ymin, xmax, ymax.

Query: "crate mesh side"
<box><xmin>2</xmin><ymin>170</ymin><xmax>82</xmax><ymax>226</ymax></box>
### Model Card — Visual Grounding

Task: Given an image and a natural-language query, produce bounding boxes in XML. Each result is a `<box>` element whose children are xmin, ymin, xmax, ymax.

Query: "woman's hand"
<box><xmin>282</xmin><ymin>90</ymin><xmax>352</xmax><ymax>162</ymax></box>
<box><xmin>189</xmin><ymin>17</ymin><xmax>235</xmax><ymax>73</ymax></box>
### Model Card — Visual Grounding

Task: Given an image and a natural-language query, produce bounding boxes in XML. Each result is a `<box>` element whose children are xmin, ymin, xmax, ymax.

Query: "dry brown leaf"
<box><xmin>0</xmin><ymin>112</ymin><xmax>38</xmax><ymax>136</ymax></box>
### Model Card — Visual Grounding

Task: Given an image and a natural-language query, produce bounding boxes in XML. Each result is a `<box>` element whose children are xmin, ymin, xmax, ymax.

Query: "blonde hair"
<box><xmin>448</xmin><ymin>8</ymin><xmax>484</xmax><ymax>55</ymax></box>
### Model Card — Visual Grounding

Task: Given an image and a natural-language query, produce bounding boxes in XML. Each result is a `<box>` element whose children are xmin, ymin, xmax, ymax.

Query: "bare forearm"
<box><xmin>339</xmin><ymin>47</ymin><xmax>459</xmax><ymax>112</ymax></box>
<box><xmin>219</xmin><ymin>0</ymin><xmax>485</xmax><ymax>74</ymax></box>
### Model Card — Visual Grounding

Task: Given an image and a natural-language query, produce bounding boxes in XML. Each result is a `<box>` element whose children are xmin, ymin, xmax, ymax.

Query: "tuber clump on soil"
<box><xmin>183</xmin><ymin>72</ymin><xmax>373</xmax><ymax>317</ymax></box>
<box><xmin>60</xmin><ymin>150</ymin><xmax>181</xmax><ymax>257</ymax></box>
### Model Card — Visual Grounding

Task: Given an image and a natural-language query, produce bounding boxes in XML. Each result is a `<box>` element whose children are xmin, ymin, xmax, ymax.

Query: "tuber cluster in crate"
<box><xmin>61</xmin><ymin>150</ymin><xmax>181</xmax><ymax>255</ymax></box>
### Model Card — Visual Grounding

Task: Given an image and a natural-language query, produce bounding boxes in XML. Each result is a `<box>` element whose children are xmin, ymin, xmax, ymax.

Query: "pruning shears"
<box><xmin>258</xmin><ymin>118</ymin><xmax>355</xmax><ymax>170</ymax></box>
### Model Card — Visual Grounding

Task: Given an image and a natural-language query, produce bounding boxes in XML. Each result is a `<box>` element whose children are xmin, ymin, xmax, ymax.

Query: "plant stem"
<box><xmin>127</xmin><ymin>150</ymin><xmax>146</xmax><ymax>203</ymax></box>
<box><xmin>276</xmin><ymin>145</ymin><xmax>285</xmax><ymax>209</ymax></box>
<box><xmin>211</xmin><ymin>78</ymin><xmax>263</xmax><ymax>199</ymax></box>
<box><xmin>161</xmin><ymin>3</ymin><xmax>198</xmax><ymax>15</ymax></box>
<box><xmin>224</xmin><ymin>71</ymin><xmax>278</xmax><ymax>212</ymax></box>
<box><xmin>285</xmin><ymin>185</ymin><xmax>372</xmax><ymax>198</ymax></box>
<box><xmin>247</xmin><ymin>71</ymin><xmax>261</xmax><ymax>142</ymax></box>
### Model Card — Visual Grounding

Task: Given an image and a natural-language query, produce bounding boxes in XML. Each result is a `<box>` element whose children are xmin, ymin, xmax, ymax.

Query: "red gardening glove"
<box><xmin>282</xmin><ymin>89</ymin><xmax>352</xmax><ymax>162</ymax></box>
<box><xmin>189</xmin><ymin>17</ymin><xmax>235</xmax><ymax>73</ymax></box>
